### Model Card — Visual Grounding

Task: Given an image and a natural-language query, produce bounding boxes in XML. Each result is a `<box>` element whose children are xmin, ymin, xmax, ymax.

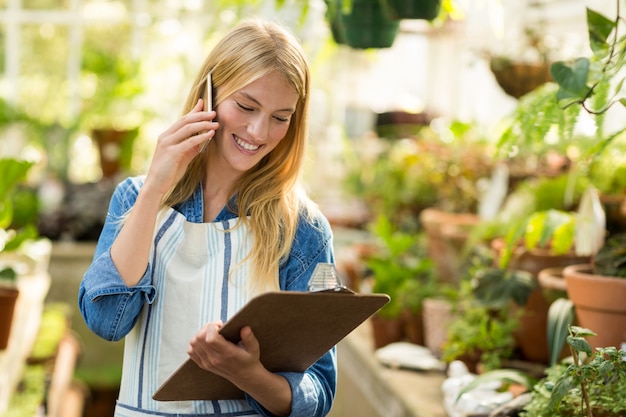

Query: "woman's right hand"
<box><xmin>144</xmin><ymin>99</ymin><xmax>219</xmax><ymax>197</ymax></box>
<box><xmin>109</xmin><ymin>99</ymin><xmax>218</xmax><ymax>286</ymax></box>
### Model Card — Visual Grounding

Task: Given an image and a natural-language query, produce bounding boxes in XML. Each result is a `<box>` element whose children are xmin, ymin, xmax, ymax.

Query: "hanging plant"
<box><xmin>324</xmin><ymin>0</ymin><xmax>400</xmax><ymax>49</ymax></box>
<box><xmin>381</xmin><ymin>0</ymin><xmax>442</xmax><ymax>21</ymax></box>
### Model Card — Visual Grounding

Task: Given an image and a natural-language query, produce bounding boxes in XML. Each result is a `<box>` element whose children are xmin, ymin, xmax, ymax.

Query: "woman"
<box><xmin>79</xmin><ymin>19</ymin><xmax>336</xmax><ymax>417</ymax></box>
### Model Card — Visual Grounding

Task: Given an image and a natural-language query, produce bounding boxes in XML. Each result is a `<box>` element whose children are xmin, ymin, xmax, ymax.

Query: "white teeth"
<box><xmin>235</xmin><ymin>136</ymin><xmax>260</xmax><ymax>151</ymax></box>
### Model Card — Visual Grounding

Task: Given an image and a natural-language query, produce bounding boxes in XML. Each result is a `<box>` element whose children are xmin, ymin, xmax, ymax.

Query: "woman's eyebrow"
<box><xmin>240</xmin><ymin>92</ymin><xmax>295</xmax><ymax>113</ymax></box>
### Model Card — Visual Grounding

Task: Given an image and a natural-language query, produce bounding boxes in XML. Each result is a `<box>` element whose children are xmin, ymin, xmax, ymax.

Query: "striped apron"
<box><xmin>114</xmin><ymin>207</ymin><xmax>264</xmax><ymax>416</ymax></box>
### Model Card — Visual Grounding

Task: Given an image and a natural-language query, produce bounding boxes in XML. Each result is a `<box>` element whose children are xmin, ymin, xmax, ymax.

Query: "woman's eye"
<box><xmin>274</xmin><ymin>116</ymin><xmax>290</xmax><ymax>123</ymax></box>
<box><xmin>237</xmin><ymin>102</ymin><xmax>253</xmax><ymax>111</ymax></box>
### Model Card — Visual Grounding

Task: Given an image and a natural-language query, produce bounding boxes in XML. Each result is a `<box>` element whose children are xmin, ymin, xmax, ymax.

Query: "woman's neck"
<box><xmin>203</xmin><ymin>165</ymin><xmax>243</xmax><ymax>222</ymax></box>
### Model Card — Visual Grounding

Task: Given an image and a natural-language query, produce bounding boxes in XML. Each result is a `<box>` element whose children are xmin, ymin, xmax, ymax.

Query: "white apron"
<box><xmin>114</xmin><ymin>208</ymin><xmax>265</xmax><ymax>416</ymax></box>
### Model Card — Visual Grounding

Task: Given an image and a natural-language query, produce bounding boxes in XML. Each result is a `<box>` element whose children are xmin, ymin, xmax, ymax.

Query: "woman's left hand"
<box><xmin>188</xmin><ymin>321</ymin><xmax>292</xmax><ymax>415</ymax></box>
<box><xmin>187</xmin><ymin>321</ymin><xmax>263</xmax><ymax>383</ymax></box>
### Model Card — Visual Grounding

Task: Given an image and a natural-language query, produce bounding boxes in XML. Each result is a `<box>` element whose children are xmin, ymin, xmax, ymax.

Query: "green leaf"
<box><xmin>525</xmin><ymin>211</ymin><xmax>547</xmax><ymax>249</ymax></box>
<box><xmin>587</xmin><ymin>8</ymin><xmax>616</xmax><ymax>54</ymax></box>
<box><xmin>3</xmin><ymin>224</ymin><xmax>38</xmax><ymax>253</ymax></box>
<box><xmin>0</xmin><ymin>201</ymin><xmax>13</xmax><ymax>229</ymax></box>
<box><xmin>524</xmin><ymin>210</ymin><xmax>575</xmax><ymax>254</ymax></box>
<box><xmin>550</xmin><ymin>58</ymin><xmax>590</xmax><ymax>99</ymax></box>
<box><xmin>455</xmin><ymin>369</ymin><xmax>534</xmax><ymax>403</ymax></box>
<box><xmin>549</xmin><ymin>375</ymin><xmax>574</xmax><ymax>410</ymax></box>
<box><xmin>547</xmin><ymin>298</ymin><xmax>574</xmax><ymax>366</ymax></box>
<box><xmin>567</xmin><ymin>335</ymin><xmax>593</xmax><ymax>357</ymax></box>
<box><xmin>0</xmin><ymin>267</ymin><xmax>17</xmax><ymax>281</ymax></box>
<box><xmin>472</xmin><ymin>268</ymin><xmax>536</xmax><ymax>308</ymax></box>
<box><xmin>547</xmin><ymin>211</ymin><xmax>576</xmax><ymax>254</ymax></box>
<box><xmin>569</xmin><ymin>326</ymin><xmax>597</xmax><ymax>338</ymax></box>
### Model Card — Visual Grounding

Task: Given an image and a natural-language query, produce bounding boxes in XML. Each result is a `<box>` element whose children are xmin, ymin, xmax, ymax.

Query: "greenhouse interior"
<box><xmin>2</xmin><ymin>0</ymin><xmax>626</xmax><ymax>416</ymax></box>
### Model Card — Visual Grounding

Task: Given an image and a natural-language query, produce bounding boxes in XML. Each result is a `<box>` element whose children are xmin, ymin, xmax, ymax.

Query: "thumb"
<box><xmin>239</xmin><ymin>326</ymin><xmax>259</xmax><ymax>352</ymax></box>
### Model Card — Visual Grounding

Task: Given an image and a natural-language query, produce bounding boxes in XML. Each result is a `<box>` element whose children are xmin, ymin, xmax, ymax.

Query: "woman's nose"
<box><xmin>246</xmin><ymin>115</ymin><xmax>269</xmax><ymax>141</ymax></box>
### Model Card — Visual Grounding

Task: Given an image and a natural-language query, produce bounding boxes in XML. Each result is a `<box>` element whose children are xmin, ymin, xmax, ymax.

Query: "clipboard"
<box><xmin>152</xmin><ymin>265</ymin><xmax>390</xmax><ymax>401</ymax></box>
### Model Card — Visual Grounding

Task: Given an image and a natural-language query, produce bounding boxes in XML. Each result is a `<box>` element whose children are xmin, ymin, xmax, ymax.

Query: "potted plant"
<box><xmin>381</xmin><ymin>0</ymin><xmax>442</xmax><ymax>21</ymax></box>
<box><xmin>497</xmin><ymin>1</ymin><xmax>625</xmax><ymax>162</ymax></box>
<box><xmin>0</xmin><ymin>266</ymin><xmax>19</xmax><ymax>350</ymax></box>
<box><xmin>324</xmin><ymin>0</ymin><xmax>400</xmax><ymax>49</ymax></box>
<box><xmin>588</xmin><ymin>150</ymin><xmax>626</xmax><ymax>235</ymax></box>
<box><xmin>441</xmin><ymin>298</ymin><xmax>519</xmax><ymax>373</ymax></box>
<box><xmin>488</xmin><ymin>18</ymin><xmax>556</xmax><ymax>99</ymax></box>
<box><xmin>563</xmin><ymin>232</ymin><xmax>626</xmax><ymax>351</ymax></box>
<box><xmin>456</xmin><ymin>325</ymin><xmax>626</xmax><ymax>417</ymax></box>
<box><xmin>439</xmin><ymin>242</ymin><xmax>535</xmax><ymax>372</ymax></box>
<box><xmin>479</xmin><ymin>172</ymin><xmax>598</xmax><ymax>364</ymax></box>
<box><xmin>0</xmin><ymin>157</ymin><xmax>38</xmax><ymax>350</ymax></box>
<box><xmin>80</xmin><ymin>38</ymin><xmax>147</xmax><ymax>179</ymax></box>
<box><xmin>363</xmin><ymin>215</ymin><xmax>437</xmax><ymax>348</ymax></box>
<box><xmin>522</xmin><ymin>325</ymin><xmax>626</xmax><ymax>417</ymax></box>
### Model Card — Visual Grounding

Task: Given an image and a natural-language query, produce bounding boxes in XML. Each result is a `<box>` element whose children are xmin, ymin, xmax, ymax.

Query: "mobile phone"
<box><xmin>199</xmin><ymin>74</ymin><xmax>212</xmax><ymax>153</ymax></box>
<box><xmin>203</xmin><ymin>73</ymin><xmax>212</xmax><ymax>112</ymax></box>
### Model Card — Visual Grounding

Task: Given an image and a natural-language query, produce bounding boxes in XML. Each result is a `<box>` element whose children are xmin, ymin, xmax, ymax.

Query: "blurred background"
<box><xmin>2</xmin><ymin>1</ymin><xmax>626</xmax><ymax>416</ymax></box>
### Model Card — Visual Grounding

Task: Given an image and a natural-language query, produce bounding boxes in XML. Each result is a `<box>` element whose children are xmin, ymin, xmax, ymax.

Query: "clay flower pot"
<box><xmin>564</xmin><ymin>263</ymin><xmax>626</xmax><ymax>350</ymax></box>
<box><xmin>0</xmin><ymin>287</ymin><xmax>19</xmax><ymax>350</ymax></box>
<box><xmin>491</xmin><ymin>238</ymin><xmax>589</xmax><ymax>364</ymax></box>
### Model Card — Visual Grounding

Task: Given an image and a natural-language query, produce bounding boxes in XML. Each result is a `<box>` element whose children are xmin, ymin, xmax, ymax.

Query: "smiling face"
<box><xmin>211</xmin><ymin>71</ymin><xmax>299</xmax><ymax>176</ymax></box>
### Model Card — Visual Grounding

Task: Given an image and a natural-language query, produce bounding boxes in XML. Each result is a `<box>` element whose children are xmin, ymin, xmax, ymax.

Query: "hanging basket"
<box><xmin>490</xmin><ymin>59</ymin><xmax>552</xmax><ymax>99</ymax></box>
<box><xmin>382</xmin><ymin>0</ymin><xmax>442</xmax><ymax>21</ymax></box>
<box><xmin>333</xmin><ymin>0</ymin><xmax>400</xmax><ymax>49</ymax></box>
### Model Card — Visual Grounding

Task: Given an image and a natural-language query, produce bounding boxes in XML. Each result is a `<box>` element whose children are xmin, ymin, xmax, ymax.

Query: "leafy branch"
<box><xmin>551</xmin><ymin>1</ymin><xmax>626</xmax><ymax>116</ymax></box>
<box><xmin>548</xmin><ymin>326</ymin><xmax>626</xmax><ymax>416</ymax></box>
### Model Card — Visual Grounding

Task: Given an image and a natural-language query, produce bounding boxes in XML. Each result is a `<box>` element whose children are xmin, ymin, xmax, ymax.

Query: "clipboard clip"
<box><xmin>307</xmin><ymin>263</ymin><xmax>353</xmax><ymax>294</ymax></box>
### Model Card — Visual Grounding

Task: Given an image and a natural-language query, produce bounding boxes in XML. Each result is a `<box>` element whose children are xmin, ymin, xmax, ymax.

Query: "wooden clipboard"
<box><xmin>153</xmin><ymin>289</ymin><xmax>390</xmax><ymax>401</ymax></box>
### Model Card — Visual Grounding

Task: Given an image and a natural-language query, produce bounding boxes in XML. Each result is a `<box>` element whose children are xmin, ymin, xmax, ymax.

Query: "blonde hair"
<box><xmin>163</xmin><ymin>19</ymin><xmax>314</xmax><ymax>291</ymax></box>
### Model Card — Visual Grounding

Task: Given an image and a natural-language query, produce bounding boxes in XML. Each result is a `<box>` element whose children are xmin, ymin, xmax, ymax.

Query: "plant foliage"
<box><xmin>0</xmin><ymin>158</ymin><xmax>38</xmax><ymax>282</ymax></box>
<box><xmin>551</xmin><ymin>4</ymin><xmax>626</xmax><ymax>117</ymax></box>
<box><xmin>364</xmin><ymin>215</ymin><xmax>436</xmax><ymax>318</ymax></box>
<box><xmin>522</xmin><ymin>326</ymin><xmax>626</xmax><ymax>417</ymax></box>
<box><xmin>592</xmin><ymin>232</ymin><xmax>626</xmax><ymax>277</ymax></box>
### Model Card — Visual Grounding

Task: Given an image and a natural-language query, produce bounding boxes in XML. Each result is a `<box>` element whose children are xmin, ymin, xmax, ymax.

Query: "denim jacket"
<box><xmin>78</xmin><ymin>176</ymin><xmax>337</xmax><ymax>417</ymax></box>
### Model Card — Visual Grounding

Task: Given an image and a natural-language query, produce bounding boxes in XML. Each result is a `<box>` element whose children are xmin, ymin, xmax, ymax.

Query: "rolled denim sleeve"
<box><xmin>78</xmin><ymin>176</ymin><xmax>157</xmax><ymax>342</ymax></box>
<box><xmin>246</xmin><ymin>207</ymin><xmax>338</xmax><ymax>417</ymax></box>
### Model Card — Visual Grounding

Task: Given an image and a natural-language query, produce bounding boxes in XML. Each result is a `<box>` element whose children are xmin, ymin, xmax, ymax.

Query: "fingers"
<box><xmin>160</xmin><ymin>99</ymin><xmax>218</xmax><ymax>140</ymax></box>
<box><xmin>187</xmin><ymin>321</ymin><xmax>231</xmax><ymax>372</ymax></box>
<box><xmin>239</xmin><ymin>326</ymin><xmax>259</xmax><ymax>354</ymax></box>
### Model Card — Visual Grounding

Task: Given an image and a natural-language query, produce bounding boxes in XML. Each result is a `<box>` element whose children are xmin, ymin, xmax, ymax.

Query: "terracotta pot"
<box><xmin>564</xmin><ymin>263</ymin><xmax>626</xmax><ymax>350</ymax></box>
<box><xmin>92</xmin><ymin>128</ymin><xmax>138</xmax><ymax>179</ymax></box>
<box><xmin>420</xmin><ymin>208</ymin><xmax>480</xmax><ymax>283</ymax></box>
<box><xmin>370</xmin><ymin>314</ymin><xmax>404</xmax><ymax>349</ymax></box>
<box><xmin>422</xmin><ymin>297</ymin><xmax>454</xmax><ymax>357</ymax></box>
<box><xmin>84</xmin><ymin>384</ymin><xmax>120</xmax><ymax>417</ymax></box>
<box><xmin>538</xmin><ymin>266</ymin><xmax>568</xmax><ymax>293</ymax></box>
<box><xmin>492</xmin><ymin>239</ymin><xmax>589</xmax><ymax>364</ymax></box>
<box><xmin>402</xmin><ymin>309</ymin><xmax>424</xmax><ymax>346</ymax></box>
<box><xmin>0</xmin><ymin>287</ymin><xmax>19</xmax><ymax>350</ymax></box>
